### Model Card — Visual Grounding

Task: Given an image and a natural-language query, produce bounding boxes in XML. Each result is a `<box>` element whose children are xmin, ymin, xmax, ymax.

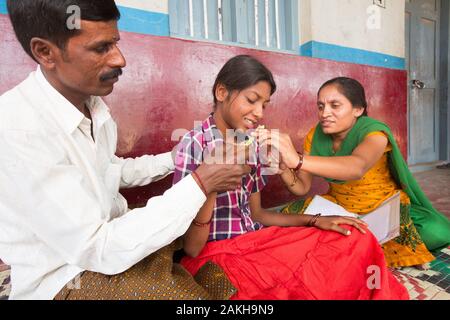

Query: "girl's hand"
<box><xmin>314</xmin><ymin>216</ymin><xmax>368</xmax><ymax>236</ymax></box>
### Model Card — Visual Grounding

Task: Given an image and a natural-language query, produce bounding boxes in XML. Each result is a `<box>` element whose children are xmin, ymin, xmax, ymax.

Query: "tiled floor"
<box><xmin>392</xmin><ymin>247</ymin><xmax>450</xmax><ymax>300</ymax></box>
<box><xmin>414</xmin><ymin>167</ymin><xmax>450</xmax><ymax>220</ymax></box>
<box><xmin>1</xmin><ymin>167</ymin><xmax>449</xmax><ymax>300</ymax></box>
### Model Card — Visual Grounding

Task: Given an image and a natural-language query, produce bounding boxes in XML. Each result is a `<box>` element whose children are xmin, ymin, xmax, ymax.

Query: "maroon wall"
<box><xmin>0</xmin><ymin>15</ymin><xmax>407</xmax><ymax>208</ymax></box>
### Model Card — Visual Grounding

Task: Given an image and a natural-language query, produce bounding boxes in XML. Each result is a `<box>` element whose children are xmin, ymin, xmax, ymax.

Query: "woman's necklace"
<box><xmin>332</xmin><ymin>141</ymin><xmax>341</xmax><ymax>154</ymax></box>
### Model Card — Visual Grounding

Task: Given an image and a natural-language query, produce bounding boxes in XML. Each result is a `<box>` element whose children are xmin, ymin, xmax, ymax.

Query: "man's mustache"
<box><xmin>100</xmin><ymin>68</ymin><xmax>123</xmax><ymax>82</ymax></box>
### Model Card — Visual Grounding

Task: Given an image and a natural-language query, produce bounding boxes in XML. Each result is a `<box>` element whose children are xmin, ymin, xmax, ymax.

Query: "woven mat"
<box><xmin>391</xmin><ymin>247</ymin><xmax>450</xmax><ymax>300</ymax></box>
<box><xmin>1</xmin><ymin>248</ymin><xmax>449</xmax><ymax>300</ymax></box>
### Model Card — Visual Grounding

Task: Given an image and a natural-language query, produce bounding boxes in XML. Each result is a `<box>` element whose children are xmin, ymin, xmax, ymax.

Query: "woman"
<box><xmin>174</xmin><ymin>57</ymin><xmax>408</xmax><ymax>299</ymax></box>
<box><xmin>257</xmin><ymin>77</ymin><xmax>450</xmax><ymax>268</ymax></box>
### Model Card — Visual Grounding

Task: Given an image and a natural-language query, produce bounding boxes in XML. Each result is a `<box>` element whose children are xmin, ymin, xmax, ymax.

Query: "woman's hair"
<box><xmin>318</xmin><ymin>77</ymin><xmax>368</xmax><ymax>117</ymax></box>
<box><xmin>212</xmin><ymin>55</ymin><xmax>277</xmax><ymax>106</ymax></box>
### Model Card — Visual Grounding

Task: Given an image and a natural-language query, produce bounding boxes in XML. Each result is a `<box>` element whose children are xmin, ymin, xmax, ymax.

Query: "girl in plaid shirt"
<box><xmin>173</xmin><ymin>55</ymin><xmax>408</xmax><ymax>300</ymax></box>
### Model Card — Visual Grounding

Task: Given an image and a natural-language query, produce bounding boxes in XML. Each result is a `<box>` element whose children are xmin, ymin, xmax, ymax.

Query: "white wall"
<box><xmin>115</xmin><ymin>0</ymin><xmax>168</xmax><ymax>14</ymax></box>
<box><xmin>299</xmin><ymin>0</ymin><xmax>312</xmax><ymax>44</ymax></box>
<box><xmin>113</xmin><ymin>0</ymin><xmax>405</xmax><ymax>59</ymax></box>
<box><xmin>301</xmin><ymin>0</ymin><xmax>406</xmax><ymax>58</ymax></box>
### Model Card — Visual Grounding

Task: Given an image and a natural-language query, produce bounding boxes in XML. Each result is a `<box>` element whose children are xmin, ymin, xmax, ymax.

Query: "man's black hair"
<box><xmin>7</xmin><ymin>0</ymin><xmax>121</xmax><ymax>62</ymax></box>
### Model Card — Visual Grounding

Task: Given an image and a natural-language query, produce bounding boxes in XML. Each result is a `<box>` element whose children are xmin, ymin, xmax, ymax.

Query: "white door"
<box><xmin>405</xmin><ymin>0</ymin><xmax>441</xmax><ymax>164</ymax></box>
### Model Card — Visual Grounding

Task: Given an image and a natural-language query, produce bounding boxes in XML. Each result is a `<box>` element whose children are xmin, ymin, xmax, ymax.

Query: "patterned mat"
<box><xmin>1</xmin><ymin>248</ymin><xmax>449</xmax><ymax>300</ymax></box>
<box><xmin>391</xmin><ymin>247</ymin><xmax>450</xmax><ymax>300</ymax></box>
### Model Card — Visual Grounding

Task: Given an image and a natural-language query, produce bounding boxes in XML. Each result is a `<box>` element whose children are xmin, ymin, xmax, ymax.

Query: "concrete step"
<box><xmin>409</xmin><ymin>161</ymin><xmax>448</xmax><ymax>173</ymax></box>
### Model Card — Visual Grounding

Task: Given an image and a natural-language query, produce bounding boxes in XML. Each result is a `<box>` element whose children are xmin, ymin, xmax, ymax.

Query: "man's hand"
<box><xmin>195</xmin><ymin>163</ymin><xmax>251</xmax><ymax>194</ymax></box>
<box><xmin>195</xmin><ymin>140</ymin><xmax>252</xmax><ymax>193</ymax></box>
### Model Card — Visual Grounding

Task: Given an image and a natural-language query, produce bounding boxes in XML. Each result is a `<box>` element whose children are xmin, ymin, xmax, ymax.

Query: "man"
<box><xmin>0</xmin><ymin>0</ymin><xmax>249</xmax><ymax>300</ymax></box>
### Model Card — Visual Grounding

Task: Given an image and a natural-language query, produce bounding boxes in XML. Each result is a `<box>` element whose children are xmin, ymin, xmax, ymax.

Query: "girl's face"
<box><xmin>317</xmin><ymin>84</ymin><xmax>364</xmax><ymax>136</ymax></box>
<box><xmin>216</xmin><ymin>80</ymin><xmax>272</xmax><ymax>132</ymax></box>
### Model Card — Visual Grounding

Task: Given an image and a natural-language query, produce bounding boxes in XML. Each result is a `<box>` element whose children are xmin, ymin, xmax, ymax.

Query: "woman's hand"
<box><xmin>252</xmin><ymin>128</ymin><xmax>301</xmax><ymax>170</ymax></box>
<box><xmin>278</xmin><ymin>161</ymin><xmax>288</xmax><ymax>174</ymax></box>
<box><xmin>314</xmin><ymin>216</ymin><xmax>368</xmax><ymax>236</ymax></box>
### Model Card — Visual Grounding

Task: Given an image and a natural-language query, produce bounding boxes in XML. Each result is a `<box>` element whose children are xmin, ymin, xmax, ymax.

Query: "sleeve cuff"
<box><xmin>139</xmin><ymin>152</ymin><xmax>176</xmax><ymax>184</ymax></box>
<box><xmin>184</xmin><ymin>174</ymin><xmax>207</xmax><ymax>203</ymax></box>
<box><xmin>157</xmin><ymin>152</ymin><xmax>175</xmax><ymax>172</ymax></box>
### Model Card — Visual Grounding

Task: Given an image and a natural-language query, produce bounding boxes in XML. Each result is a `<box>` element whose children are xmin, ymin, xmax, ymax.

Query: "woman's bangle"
<box><xmin>192</xmin><ymin>171</ymin><xmax>207</xmax><ymax>196</ymax></box>
<box><xmin>192</xmin><ymin>216</ymin><xmax>213</xmax><ymax>227</ymax></box>
<box><xmin>308</xmin><ymin>213</ymin><xmax>322</xmax><ymax>227</ymax></box>
<box><xmin>293</xmin><ymin>152</ymin><xmax>304</xmax><ymax>172</ymax></box>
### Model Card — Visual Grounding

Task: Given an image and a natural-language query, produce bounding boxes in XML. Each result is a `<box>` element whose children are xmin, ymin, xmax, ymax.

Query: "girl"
<box><xmin>260</xmin><ymin>77</ymin><xmax>450</xmax><ymax>268</ymax></box>
<box><xmin>173</xmin><ymin>57</ymin><xmax>408</xmax><ymax>300</ymax></box>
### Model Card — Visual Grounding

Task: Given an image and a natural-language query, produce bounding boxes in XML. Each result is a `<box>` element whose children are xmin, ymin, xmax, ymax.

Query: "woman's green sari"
<box><xmin>309</xmin><ymin>116</ymin><xmax>450</xmax><ymax>251</ymax></box>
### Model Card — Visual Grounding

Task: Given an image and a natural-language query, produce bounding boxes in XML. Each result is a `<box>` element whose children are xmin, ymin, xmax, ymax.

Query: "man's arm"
<box><xmin>0</xmin><ymin>131</ymin><xmax>205</xmax><ymax>275</ymax></box>
<box><xmin>111</xmin><ymin>152</ymin><xmax>175</xmax><ymax>189</ymax></box>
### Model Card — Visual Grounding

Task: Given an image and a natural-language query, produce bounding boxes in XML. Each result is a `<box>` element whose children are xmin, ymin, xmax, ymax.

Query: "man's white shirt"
<box><xmin>0</xmin><ymin>66</ymin><xmax>206</xmax><ymax>300</ymax></box>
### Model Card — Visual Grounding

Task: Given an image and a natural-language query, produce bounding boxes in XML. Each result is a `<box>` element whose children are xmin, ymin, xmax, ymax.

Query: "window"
<box><xmin>169</xmin><ymin>0</ymin><xmax>299</xmax><ymax>52</ymax></box>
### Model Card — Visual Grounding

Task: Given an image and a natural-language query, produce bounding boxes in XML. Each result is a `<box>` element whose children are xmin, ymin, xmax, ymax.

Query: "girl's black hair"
<box><xmin>318</xmin><ymin>77</ymin><xmax>368</xmax><ymax>117</ymax></box>
<box><xmin>212</xmin><ymin>55</ymin><xmax>276</xmax><ymax>105</ymax></box>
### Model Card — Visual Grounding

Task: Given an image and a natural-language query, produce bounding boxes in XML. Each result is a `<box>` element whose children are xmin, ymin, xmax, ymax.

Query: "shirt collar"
<box><xmin>202</xmin><ymin>113</ymin><xmax>223</xmax><ymax>144</ymax></box>
<box><xmin>202</xmin><ymin>113</ymin><xmax>253</xmax><ymax>145</ymax></box>
<box><xmin>34</xmin><ymin>66</ymin><xmax>111</xmax><ymax>135</ymax></box>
